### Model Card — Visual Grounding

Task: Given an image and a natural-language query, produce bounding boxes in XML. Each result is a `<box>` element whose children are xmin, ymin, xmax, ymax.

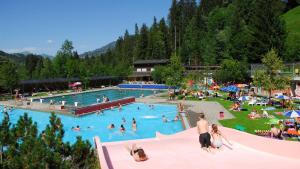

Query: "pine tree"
<box><xmin>159</xmin><ymin>18</ymin><xmax>172</xmax><ymax>58</ymax></box>
<box><xmin>249</xmin><ymin>0</ymin><xmax>286</xmax><ymax>63</ymax></box>
<box><xmin>136</xmin><ymin>24</ymin><xmax>149</xmax><ymax>59</ymax></box>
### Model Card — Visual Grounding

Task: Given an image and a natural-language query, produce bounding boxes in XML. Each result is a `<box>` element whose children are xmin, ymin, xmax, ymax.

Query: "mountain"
<box><xmin>80</xmin><ymin>41</ymin><xmax>116</xmax><ymax>57</ymax></box>
<box><xmin>0</xmin><ymin>50</ymin><xmax>26</xmax><ymax>63</ymax></box>
<box><xmin>39</xmin><ymin>53</ymin><xmax>54</xmax><ymax>59</ymax></box>
<box><xmin>0</xmin><ymin>50</ymin><xmax>51</xmax><ymax>63</ymax></box>
<box><xmin>12</xmin><ymin>51</ymin><xmax>53</xmax><ymax>59</ymax></box>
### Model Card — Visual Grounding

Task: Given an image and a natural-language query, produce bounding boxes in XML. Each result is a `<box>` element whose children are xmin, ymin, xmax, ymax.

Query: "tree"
<box><xmin>214</xmin><ymin>59</ymin><xmax>248</xmax><ymax>83</ymax></box>
<box><xmin>53</xmin><ymin>40</ymin><xmax>75</xmax><ymax>77</ymax></box>
<box><xmin>0</xmin><ymin>113</ymin><xmax>97</xmax><ymax>168</ymax></box>
<box><xmin>253</xmin><ymin>49</ymin><xmax>290</xmax><ymax>98</ymax></box>
<box><xmin>0</xmin><ymin>116</ymin><xmax>11</xmax><ymax>165</ymax></box>
<box><xmin>136</xmin><ymin>24</ymin><xmax>149</xmax><ymax>59</ymax></box>
<box><xmin>151</xmin><ymin>66</ymin><xmax>167</xmax><ymax>84</ymax></box>
<box><xmin>164</xmin><ymin>53</ymin><xmax>185</xmax><ymax>87</ymax></box>
<box><xmin>248</xmin><ymin>0</ymin><xmax>286</xmax><ymax>63</ymax></box>
<box><xmin>40</xmin><ymin>58</ymin><xmax>54</xmax><ymax>79</ymax></box>
<box><xmin>147</xmin><ymin>18</ymin><xmax>166</xmax><ymax>59</ymax></box>
<box><xmin>181</xmin><ymin>17</ymin><xmax>202</xmax><ymax>65</ymax></box>
<box><xmin>70</xmin><ymin>137</ymin><xmax>96</xmax><ymax>169</ymax></box>
<box><xmin>0</xmin><ymin>62</ymin><xmax>19</xmax><ymax>95</ymax></box>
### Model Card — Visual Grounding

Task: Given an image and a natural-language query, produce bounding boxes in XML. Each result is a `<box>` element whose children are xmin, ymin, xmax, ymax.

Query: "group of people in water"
<box><xmin>107</xmin><ymin>117</ymin><xmax>137</xmax><ymax>134</ymax></box>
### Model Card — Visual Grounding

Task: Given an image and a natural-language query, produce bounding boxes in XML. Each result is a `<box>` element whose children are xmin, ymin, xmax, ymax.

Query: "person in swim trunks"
<box><xmin>197</xmin><ymin>113</ymin><xmax>212</xmax><ymax>152</ymax></box>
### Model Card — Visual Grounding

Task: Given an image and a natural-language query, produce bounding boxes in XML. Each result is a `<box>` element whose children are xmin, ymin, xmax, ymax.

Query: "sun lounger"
<box><xmin>256</xmin><ymin>101</ymin><xmax>267</xmax><ymax>106</ymax></box>
<box><xmin>248</xmin><ymin>100</ymin><xmax>257</xmax><ymax>106</ymax></box>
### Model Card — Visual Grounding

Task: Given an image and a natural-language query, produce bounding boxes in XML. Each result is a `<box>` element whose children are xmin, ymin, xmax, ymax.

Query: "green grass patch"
<box><xmin>210</xmin><ymin>97</ymin><xmax>287</xmax><ymax>134</ymax></box>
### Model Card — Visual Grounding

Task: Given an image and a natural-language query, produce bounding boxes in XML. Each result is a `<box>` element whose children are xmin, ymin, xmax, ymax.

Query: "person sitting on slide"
<box><xmin>125</xmin><ymin>144</ymin><xmax>148</xmax><ymax>162</ymax></box>
<box><xmin>210</xmin><ymin>124</ymin><xmax>232</xmax><ymax>149</ymax></box>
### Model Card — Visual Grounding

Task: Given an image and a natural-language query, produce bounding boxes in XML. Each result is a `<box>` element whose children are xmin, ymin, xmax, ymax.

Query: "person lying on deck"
<box><xmin>126</xmin><ymin>144</ymin><xmax>148</xmax><ymax>162</ymax></box>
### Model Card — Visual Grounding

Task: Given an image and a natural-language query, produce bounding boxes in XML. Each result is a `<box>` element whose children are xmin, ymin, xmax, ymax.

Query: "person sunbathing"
<box><xmin>248</xmin><ymin>109</ymin><xmax>261</xmax><ymax>119</ymax></box>
<box><xmin>210</xmin><ymin>124</ymin><xmax>232</xmax><ymax>149</ymax></box>
<box><xmin>126</xmin><ymin>144</ymin><xmax>148</xmax><ymax>162</ymax></box>
<box><xmin>230</xmin><ymin>103</ymin><xmax>240</xmax><ymax>111</ymax></box>
<box><xmin>262</xmin><ymin>110</ymin><xmax>269</xmax><ymax>118</ymax></box>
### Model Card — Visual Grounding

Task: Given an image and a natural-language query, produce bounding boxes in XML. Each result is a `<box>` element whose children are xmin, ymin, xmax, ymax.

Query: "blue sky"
<box><xmin>0</xmin><ymin>0</ymin><xmax>171</xmax><ymax>55</ymax></box>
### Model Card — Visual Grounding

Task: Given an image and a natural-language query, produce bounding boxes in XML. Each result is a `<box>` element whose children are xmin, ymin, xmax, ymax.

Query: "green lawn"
<box><xmin>209</xmin><ymin>97</ymin><xmax>286</xmax><ymax>134</ymax></box>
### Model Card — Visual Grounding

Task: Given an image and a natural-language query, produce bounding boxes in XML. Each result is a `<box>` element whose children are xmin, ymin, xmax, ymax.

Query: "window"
<box><xmin>142</xmin><ymin>68</ymin><xmax>147</xmax><ymax>72</ymax></box>
<box><xmin>137</xmin><ymin>68</ymin><xmax>142</xmax><ymax>72</ymax></box>
<box><xmin>151</xmin><ymin>68</ymin><xmax>154</xmax><ymax>72</ymax></box>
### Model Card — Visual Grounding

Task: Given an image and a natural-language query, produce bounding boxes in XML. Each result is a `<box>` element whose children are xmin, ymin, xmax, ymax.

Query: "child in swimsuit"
<box><xmin>211</xmin><ymin>124</ymin><xmax>232</xmax><ymax>149</ymax></box>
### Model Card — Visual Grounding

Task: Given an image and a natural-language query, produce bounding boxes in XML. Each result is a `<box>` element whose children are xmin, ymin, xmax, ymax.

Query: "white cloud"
<box><xmin>4</xmin><ymin>47</ymin><xmax>38</xmax><ymax>53</ymax></box>
<box><xmin>47</xmin><ymin>39</ymin><xmax>53</xmax><ymax>44</ymax></box>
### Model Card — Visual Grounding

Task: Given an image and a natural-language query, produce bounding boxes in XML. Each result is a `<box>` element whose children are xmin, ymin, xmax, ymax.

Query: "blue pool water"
<box><xmin>36</xmin><ymin>89</ymin><xmax>163</xmax><ymax>106</ymax></box>
<box><xmin>0</xmin><ymin>103</ymin><xmax>183</xmax><ymax>144</ymax></box>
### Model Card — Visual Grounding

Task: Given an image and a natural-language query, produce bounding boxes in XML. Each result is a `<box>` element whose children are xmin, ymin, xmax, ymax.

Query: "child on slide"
<box><xmin>211</xmin><ymin>124</ymin><xmax>232</xmax><ymax>149</ymax></box>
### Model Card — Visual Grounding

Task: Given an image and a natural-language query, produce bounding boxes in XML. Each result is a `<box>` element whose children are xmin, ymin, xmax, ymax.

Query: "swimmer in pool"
<box><xmin>137</xmin><ymin>106</ymin><xmax>140</xmax><ymax>110</ymax></box>
<box><xmin>108</xmin><ymin>124</ymin><xmax>115</xmax><ymax>129</ymax></box>
<box><xmin>162</xmin><ymin>115</ymin><xmax>168</xmax><ymax>123</ymax></box>
<box><xmin>96</xmin><ymin>110</ymin><xmax>103</xmax><ymax>115</ymax></box>
<box><xmin>72</xmin><ymin>125</ymin><xmax>80</xmax><ymax>131</ymax></box>
<box><xmin>122</xmin><ymin>117</ymin><xmax>126</xmax><ymax>124</ymax></box>
<box><xmin>173</xmin><ymin>115</ymin><xmax>179</xmax><ymax>121</ymax></box>
<box><xmin>119</xmin><ymin>104</ymin><xmax>122</xmax><ymax>111</ymax></box>
<box><xmin>132</xmin><ymin>118</ymin><xmax>137</xmax><ymax>132</ymax></box>
<box><xmin>120</xmin><ymin>124</ymin><xmax>125</xmax><ymax>133</ymax></box>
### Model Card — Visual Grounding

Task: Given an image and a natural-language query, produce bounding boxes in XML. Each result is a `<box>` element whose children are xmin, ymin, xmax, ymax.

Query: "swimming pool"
<box><xmin>0</xmin><ymin>103</ymin><xmax>183</xmax><ymax>144</ymax></box>
<box><xmin>36</xmin><ymin>89</ymin><xmax>163</xmax><ymax>106</ymax></box>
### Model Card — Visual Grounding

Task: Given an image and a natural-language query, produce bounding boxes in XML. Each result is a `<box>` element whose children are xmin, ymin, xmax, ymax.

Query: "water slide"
<box><xmin>95</xmin><ymin>127</ymin><xmax>300</xmax><ymax>169</ymax></box>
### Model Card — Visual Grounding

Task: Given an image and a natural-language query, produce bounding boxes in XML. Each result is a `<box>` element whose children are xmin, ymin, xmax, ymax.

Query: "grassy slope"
<box><xmin>282</xmin><ymin>6</ymin><xmax>300</xmax><ymax>46</ymax></box>
<box><xmin>214</xmin><ymin>98</ymin><xmax>285</xmax><ymax>134</ymax></box>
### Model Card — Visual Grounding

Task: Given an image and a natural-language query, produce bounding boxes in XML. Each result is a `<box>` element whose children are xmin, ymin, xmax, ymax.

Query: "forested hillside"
<box><xmin>282</xmin><ymin>5</ymin><xmax>300</xmax><ymax>61</ymax></box>
<box><xmin>0</xmin><ymin>0</ymin><xmax>299</xmax><ymax>92</ymax></box>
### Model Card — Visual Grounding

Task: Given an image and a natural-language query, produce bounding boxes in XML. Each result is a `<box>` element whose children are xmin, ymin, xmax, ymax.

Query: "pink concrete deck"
<box><xmin>95</xmin><ymin>127</ymin><xmax>300</xmax><ymax>169</ymax></box>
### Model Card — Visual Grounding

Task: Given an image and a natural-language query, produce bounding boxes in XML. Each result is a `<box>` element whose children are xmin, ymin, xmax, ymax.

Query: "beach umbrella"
<box><xmin>238</xmin><ymin>96</ymin><xmax>249</xmax><ymax>101</ymax></box>
<box><xmin>284</xmin><ymin>110</ymin><xmax>300</xmax><ymax>118</ymax></box>
<box><xmin>275</xmin><ymin>95</ymin><xmax>290</xmax><ymax>100</ymax></box>
<box><xmin>220</xmin><ymin>87</ymin><xmax>228</xmax><ymax>92</ymax></box>
<box><xmin>227</xmin><ymin>85</ymin><xmax>239</xmax><ymax>92</ymax></box>
<box><xmin>74</xmin><ymin>82</ymin><xmax>82</xmax><ymax>86</ymax></box>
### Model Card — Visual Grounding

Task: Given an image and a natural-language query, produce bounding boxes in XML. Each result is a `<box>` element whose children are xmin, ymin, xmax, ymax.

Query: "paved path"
<box><xmin>137</xmin><ymin>96</ymin><xmax>235</xmax><ymax>127</ymax></box>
